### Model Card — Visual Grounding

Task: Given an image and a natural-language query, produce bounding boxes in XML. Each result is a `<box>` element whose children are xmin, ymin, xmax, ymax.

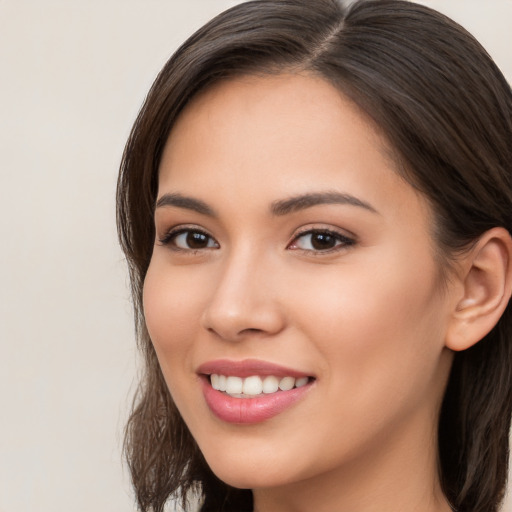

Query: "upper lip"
<box><xmin>197</xmin><ymin>359</ymin><xmax>313</xmax><ymax>379</ymax></box>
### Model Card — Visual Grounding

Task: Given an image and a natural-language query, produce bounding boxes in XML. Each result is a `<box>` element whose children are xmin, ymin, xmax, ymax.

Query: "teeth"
<box><xmin>296</xmin><ymin>377</ymin><xmax>308</xmax><ymax>388</ymax></box>
<box><xmin>218</xmin><ymin>374</ymin><xmax>227</xmax><ymax>392</ymax></box>
<box><xmin>225</xmin><ymin>376</ymin><xmax>243</xmax><ymax>394</ymax></box>
<box><xmin>262</xmin><ymin>376</ymin><xmax>279</xmax><ymax>394</ymax></box>
<box><xmin>210</xmin><ymin>374</ymin><xmax>311</xmax><ymax>397</ymax></box>
<box><xmin>279</xmin><ymin>376</ymin><xmax>295</xmax><ymax>391</ymax></box>
<box><xmin>243</xmin><ymin>375</ymin><xmax>263</xmax><ymax>395</ymax></box>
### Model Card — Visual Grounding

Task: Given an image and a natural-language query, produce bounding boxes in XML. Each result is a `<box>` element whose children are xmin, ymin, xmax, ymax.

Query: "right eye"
<box><xmin>159</xmin><ymin>228</ymin><xmax>219</xmax><ymax>251</ymax></box>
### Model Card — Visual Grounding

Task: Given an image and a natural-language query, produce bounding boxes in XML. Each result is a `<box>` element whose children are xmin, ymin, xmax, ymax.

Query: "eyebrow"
<box><xmin>271</xmin><ymin>191</ymin><xmax>378</xmax><ymax>216</ymax></box>
<box><xmin>156</xmin><ymin>193</ymin><xmax>216</xmax><ymax>216</ymax></box>
<box><xmin>155</xmin><ymin>190</ymin><xmax>378</xmax><ymax>217</ymax></box>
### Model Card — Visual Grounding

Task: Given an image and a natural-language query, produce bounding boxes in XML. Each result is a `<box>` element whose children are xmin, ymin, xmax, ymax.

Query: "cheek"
<box><xmin>291</xmin><ymin>246</ymin><xmax>448</xmax><ymax>399</ymax></box>
<box><xmin>142</xmin><ymin>261</ymin><xmax>203</xmax><ymax>375</ymax></box>
<box><xmin>142</xmin><ymin>261</ymin><xmax>213</xmax><ymax>427</ymax></box>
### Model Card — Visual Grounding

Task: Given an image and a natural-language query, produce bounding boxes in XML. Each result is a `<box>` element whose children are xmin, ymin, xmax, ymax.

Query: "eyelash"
<box><xmin>287</xmin><ymin>228</ymin><xmax>356</xmax><ymax>254</ymax></box>
<box><xmin>158</xmin><ymin>227</ymin><xmax>218</xmax><ymax>251</ymax></box>
<box><xmin>158</xmin><ymin>227</ymin><xmax>356</xmax><ymax>254</ymax></box>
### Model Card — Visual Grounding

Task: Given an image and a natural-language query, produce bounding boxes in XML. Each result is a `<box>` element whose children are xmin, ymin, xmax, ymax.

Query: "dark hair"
<box><xmin>117</xmin><ymin>1</ymin><xmax>512</xmax><ymax>511</ymax></box>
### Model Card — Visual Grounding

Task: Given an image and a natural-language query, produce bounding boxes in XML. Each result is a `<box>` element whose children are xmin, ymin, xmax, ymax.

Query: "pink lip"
<box><xmin>197</xmin><ymin>358</ymin><xmax>312</xmax><ymax>379</ymax></box>
<box><xmin>197</xmin><ymin>359</ymin><xmax>315</xmax><ymax>424</ymax></box>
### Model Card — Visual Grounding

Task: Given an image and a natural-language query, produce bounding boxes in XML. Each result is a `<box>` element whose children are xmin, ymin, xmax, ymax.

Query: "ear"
<box><xmin>446</xmin><ymin>227</ymin><xmax>512</xmax><ymax>352</ymax></box>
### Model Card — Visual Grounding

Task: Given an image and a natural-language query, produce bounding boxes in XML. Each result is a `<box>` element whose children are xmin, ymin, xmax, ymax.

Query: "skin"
<box><xmin>143</xmin><ymin>73</ymin><xmax>457</xmax><ymax>512</ymax></box>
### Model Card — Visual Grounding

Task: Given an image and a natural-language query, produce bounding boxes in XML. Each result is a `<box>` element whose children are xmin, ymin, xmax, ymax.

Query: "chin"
<box><xmin>208</xmin><ymin>464</ymin><xmax>288</xmax><ymax>490</ymax></box>
<box><xmin>199</xmin><ymin>443</ymin><xmax>300</xmax><ymax>490</ymax></box>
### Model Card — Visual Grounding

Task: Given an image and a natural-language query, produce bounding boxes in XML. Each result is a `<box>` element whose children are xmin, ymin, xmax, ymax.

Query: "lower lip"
<box><xmin>201</xmin><ymin>376</ymin><xmax>313</xmax><ymax>424</ymax></box>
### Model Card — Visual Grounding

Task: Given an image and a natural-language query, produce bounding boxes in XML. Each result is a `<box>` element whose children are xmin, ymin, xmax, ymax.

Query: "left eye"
<box><xmin>289</xmin><ymin>230</ymin><xmax>354</xmax><ymax>252</ymax></box>
<box><xmin>164</xmin><ymin>229</ymin><xmax>219</xmax><ymax>250</ymax></box>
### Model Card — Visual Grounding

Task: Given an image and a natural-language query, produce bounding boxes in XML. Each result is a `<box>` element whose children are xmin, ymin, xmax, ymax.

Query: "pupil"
<box><xmin>312</xmin><ymin>233</ymin><xmax>335</xmax><ymax>250</ymax></box>
<box><xmin>187</xmin><ymin>232</ymin><xmax>208</xmax><ymax>249</ymax></box>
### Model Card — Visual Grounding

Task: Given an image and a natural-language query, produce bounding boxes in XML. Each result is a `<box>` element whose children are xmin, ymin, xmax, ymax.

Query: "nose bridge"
<box><xmin>200</xmin><ymin>242</ymin><xmax>284</xmax><ymax>340</ymax></box>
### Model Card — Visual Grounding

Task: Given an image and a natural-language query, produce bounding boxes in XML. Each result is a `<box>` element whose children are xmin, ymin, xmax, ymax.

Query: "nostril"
<box><xmin>205</xmin><ymin>325</ymin><xmax>266</xmax><ymax>339</ymax></box>
<box><xmin>200</xmin><ymin>292</ymin><xmax>286</xmax><ymax>341</ymax></box>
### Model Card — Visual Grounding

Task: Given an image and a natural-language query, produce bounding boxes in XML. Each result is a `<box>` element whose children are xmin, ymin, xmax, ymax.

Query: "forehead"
<box><xmin>159</xmin><ymin>73</ymin><xmax>428</xmax><ymax>223</ymax></box>
<box><xmin>168</xmin><ymin>73</ymin><xmax>388</xmax><ymax>144</ymax></box>
<box><xmin>161</xmin><ymin>73</ymin><xmax>394</xmax><ymax>181</ymax></box>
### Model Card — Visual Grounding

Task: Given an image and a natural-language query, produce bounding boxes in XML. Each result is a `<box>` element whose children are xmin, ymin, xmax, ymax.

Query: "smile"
<box><xmin>210</xmin><ymin>374</ymin><xmax>310</xmax><ymax>397</ymax></box>
<box><xmin>198</xmin><ymin>359</ymin><xmax>315</xmax><ymax>424</ymax></box>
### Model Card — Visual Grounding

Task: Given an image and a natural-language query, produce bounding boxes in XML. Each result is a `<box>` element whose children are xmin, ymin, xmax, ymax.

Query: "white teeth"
<box><xmin>225</xmin><ymin>376</ymin><xmax>243</xmax><ymax>394</ymax></box>
<box><xmin>210</xmin><ymin>374</ymin><xmax>311</xmax><ymax>397</ymax></box>
<box><xmin>278</xmin><ymin>376</ymin><xmax>295</xmax><ymax>391</ymax></box>
<box><xmin>295</xmin><ymin>377</ymin><xmax>308</xmax><ymax>388</ymax></box>
<box><xmin>242</xmin><ymin>375</ymin><xmax>263</xmax><ymax>395</ymax></box>
<box><xmin>211</xmin><ymin>374</ymin><xmax>228</xmax><ymax>391</ymax></box>
<box><xmin>262</xmin><ymin>375</ymin><xmax>279</xmax><ymax>393</ymax></box>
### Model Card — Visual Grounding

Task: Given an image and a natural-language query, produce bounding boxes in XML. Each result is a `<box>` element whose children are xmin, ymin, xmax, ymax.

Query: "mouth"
<box><xmin>208</xmin><ymin>373</ymin><xmax>313</xmax><ymax>398</ymax></box>
<box><xmin>197</xmin><ymin>359</ymin><xmax>316</xmax><ymax>424</ymax></box>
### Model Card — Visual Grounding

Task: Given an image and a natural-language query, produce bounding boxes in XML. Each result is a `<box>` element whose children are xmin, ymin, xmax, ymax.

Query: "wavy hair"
<box><xmin>117</xmin><ymin>1</ymin><xmax>512</xmax><ymax>510</ymax></box>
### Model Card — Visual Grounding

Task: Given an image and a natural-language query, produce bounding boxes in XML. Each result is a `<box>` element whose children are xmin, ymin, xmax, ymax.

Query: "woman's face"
<box><xmin>144</xmin><ymin>74</ymin><xmax>455</xmax><ymax>492</ymax></box>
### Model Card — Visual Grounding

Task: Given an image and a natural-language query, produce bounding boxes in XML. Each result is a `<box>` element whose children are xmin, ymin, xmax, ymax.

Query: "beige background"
<box><xmin>0</xmin><ymin>1</ymin><xmax>510</xmax><ymax>511</ymax></box>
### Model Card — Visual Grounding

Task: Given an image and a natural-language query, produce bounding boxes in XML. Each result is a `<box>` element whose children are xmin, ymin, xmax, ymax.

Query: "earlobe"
<box><xmin>446</xmin><ymin>227</ymin><xmax>512</xmax><ymax>352</ymax></box>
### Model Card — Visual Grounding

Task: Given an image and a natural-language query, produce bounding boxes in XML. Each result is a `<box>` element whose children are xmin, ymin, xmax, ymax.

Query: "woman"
<box><xmin>117</xmin><ymin>1</ymin><xmax>512</xmax><ymax>511</ymax></box>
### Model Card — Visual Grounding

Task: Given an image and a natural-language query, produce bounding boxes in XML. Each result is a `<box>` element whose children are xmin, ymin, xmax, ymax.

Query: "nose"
<box><xmin>200</xmin><ymin>250</ymin><xmax>286</xmax><ymax>342</ymax></box>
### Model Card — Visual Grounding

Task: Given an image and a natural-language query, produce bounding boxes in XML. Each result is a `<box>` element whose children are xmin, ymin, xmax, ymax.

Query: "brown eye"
<box><xmin>309</xmin><ymin>232</ymin><xmax>337</xmax><ymax>250</ymax></box>
<box><xmin>185</xmin><ymin>231</ymin><xmax>210</xmax><ymax>249</ymax></box>
<box><xmin>290</xmin><ymin>230</ymin><xmax>355</xmax><ymax>252</ymax></box>
<box><xmin>162</xmin><ymin>229</ymin><xmax>219</xmax><ymax>250</ymax></box>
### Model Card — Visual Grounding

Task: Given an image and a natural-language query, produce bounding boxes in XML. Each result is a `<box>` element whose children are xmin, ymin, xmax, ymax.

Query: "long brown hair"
<box><xmin>117</xmin><ymin>1</ymin><xmax>512</xmax><ymax>511</ymax></box>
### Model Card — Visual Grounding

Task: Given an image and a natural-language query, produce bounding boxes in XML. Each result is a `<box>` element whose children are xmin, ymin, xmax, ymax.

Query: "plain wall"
<box><xmin>0</xmin><ymin>1</ymin><xmax>510</xmax><ymax>511</ymax></box>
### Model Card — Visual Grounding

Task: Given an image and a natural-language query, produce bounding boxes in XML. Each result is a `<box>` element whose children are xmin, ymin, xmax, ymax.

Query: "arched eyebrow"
<box><xmin>156</xmin><ymin>193</ymin><xmax>216</xmax><ymax>216</ymax></box>
<box><xmin>271</xmin><ymin>192</ymin><xmax>378</xmax><ymax>216</ymax></box>
<box><xmin>155</xmin><ymin>191</ymin><xmax>378</xmax><ymax>217</ymax></box>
